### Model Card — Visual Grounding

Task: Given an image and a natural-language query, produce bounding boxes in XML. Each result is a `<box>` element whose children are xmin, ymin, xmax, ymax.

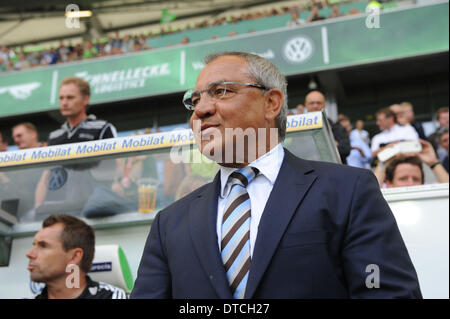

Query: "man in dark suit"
<box><xmin>131</xmin><ymin>52</ymin><xmax>421</xmax><ymax>299</ymax></box>
<box><xmin>304</xmin><ymin>90</ymin><xmax>351</xmax><ymax>164</ymax></box>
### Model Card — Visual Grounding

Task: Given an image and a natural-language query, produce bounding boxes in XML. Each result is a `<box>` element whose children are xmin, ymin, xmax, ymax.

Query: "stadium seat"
<box><xmin>88</xmin><ymin>245</ymin><xmax>134</xmax><ymax>293</ymax></box>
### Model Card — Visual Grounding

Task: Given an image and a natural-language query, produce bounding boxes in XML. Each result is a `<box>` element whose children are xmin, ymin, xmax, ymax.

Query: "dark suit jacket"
<box><xmin>327</xmin><ymin>117</ymin><xmax>351</xmax><ymax>164</ymax></box>
<box><xmin>131</xmin><ymin>149</ymin><xmax>422</xmax><ymax>298</ymax></box>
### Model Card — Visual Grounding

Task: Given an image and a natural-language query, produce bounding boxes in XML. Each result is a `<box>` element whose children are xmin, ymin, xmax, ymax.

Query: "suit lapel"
<box><xmin>245</xmin><ymin>150</ymin><xmax>317</xmax><ymax>298</ymax></box>
<box><xmin>189</xmin><ymin>173</ymin><xmax>233</xmax><ymax>298</ymax></box>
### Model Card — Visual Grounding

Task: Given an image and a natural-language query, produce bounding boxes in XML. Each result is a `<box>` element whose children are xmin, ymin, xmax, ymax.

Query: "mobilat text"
<box><xmin>286</xmin><ymin>113</ymin><xmax>321</xmax><ymax>131</ymax></box>
<box><xmin>0</xmin><ymin>131</ymin><xmax>194</xmax><ymax>165</ymax></box>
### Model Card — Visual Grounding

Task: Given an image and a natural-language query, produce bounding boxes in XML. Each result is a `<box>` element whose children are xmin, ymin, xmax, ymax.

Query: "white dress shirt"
<box><xmin>371</xmin><ymin>124</ymin><xmax>419</xmax><ymax>152</ymax></box>
<box><xmin>217</xmin><ymin>143</ymin><xmax>285</xmax><ymax>257</ymax></box>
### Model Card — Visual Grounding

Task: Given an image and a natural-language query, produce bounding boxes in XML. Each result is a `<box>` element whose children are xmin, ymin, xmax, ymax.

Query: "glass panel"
<box><xmin>1</xmin><ymin>112</ymin><xmax>338</xmax><ymax>232</ymax></box>
<box><xmin>0</xmin><ymin>146</ymin><xmax>219</xmax><ymax>224</ymax></box>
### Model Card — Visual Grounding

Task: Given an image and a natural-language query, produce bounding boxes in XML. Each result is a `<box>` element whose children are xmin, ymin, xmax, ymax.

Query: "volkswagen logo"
<box><xmin>30</xmin><ymin>280</ymin><xmax>45</xmax><ymax>295</ymax></box>
<box><xmin>283</xmin><ymin>36</ymin><xmax>314</xmax><ymax>64</ymax></box>
<box><xmin>47</xmin><ymin>167</ymin><xmax>68</xmax><ymax>190</ymax></box>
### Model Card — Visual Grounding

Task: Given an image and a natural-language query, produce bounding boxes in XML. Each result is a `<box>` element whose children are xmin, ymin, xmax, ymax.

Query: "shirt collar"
<box><xmin>63</xmin><ymin>114</ymin><xmax>96</xmax><ymax>131</ymax></box>
<box><xmin>384</xmin><ymin>124</ymin><xmax>398</xmax><ymax>133</ymax></box>
<box><xmin>219</xmin><ymin>143</ymin><xmax>285</xmax><ymax>198</ymax></box>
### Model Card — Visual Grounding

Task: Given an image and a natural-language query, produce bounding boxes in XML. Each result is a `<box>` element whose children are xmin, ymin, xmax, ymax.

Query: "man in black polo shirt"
<box><xmin>34</xmin><ymin>77</ymin><xmax>118</xmax><ymax>212</ymax></box>
<box><xmin>27</xmin><ymin>214</ymin><xmax>127</xmax><ymax>299</ymax></box>
<box><xmin>48</xmin><ymin>76</ymin><xmax>117</xmax><ymax>145</ymax></box>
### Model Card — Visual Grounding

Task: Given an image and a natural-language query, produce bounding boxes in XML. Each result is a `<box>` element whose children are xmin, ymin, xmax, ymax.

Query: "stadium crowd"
<box><xmin>290</xmin><ymin>97</ymin><xmax>449</xmax><ymax>186</ymax></box>
<box><xmin>0</xmin><ymin>0</ymin><xmax>365</xmax><ymax>73</ymax></box>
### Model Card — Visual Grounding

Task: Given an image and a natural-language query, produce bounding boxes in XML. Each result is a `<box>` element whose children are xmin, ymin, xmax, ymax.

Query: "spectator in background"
<box><xmin>304</xmin><ymin>90</ymin><xmax>351</xmax><ymax>164</ymax></box>
<box><xmin>329</xmin><ymin>4</ymin><xmax>343</xmax><ymax>18</ymax></box>
<box><xmin>0</xmin><ymin>131</ymin><xmax>10</xmax><ymax>191</ymax></box>
<box><xmin>311</xmin><ymin>0</ymin><xmax>324</xmax><ymax>9</ymax></box>
<box><xmin>0</xmin><ymin>131</ymin><xmax>7</xmax><ymax>152</ymax></box>
<box><xmin>12</xmin><ymin>122</ymin><xmax>40</xmax><ymax>149</ymax></box>
<box><xmin>13</xmin><ymin>52</ymin><xmax>31</xmax><ymax>71</ymax></box>
<box><xmin>286</xmin><ymin>9</ymin><xmax>305</xmax><ymax>27</ymax></box>
<box><xmin>339</xmin><ymin>116</ymin><xmax>371</xmax><ymax>169</ymax></box>
<box><xmin>136</xmin><ymin>34</ymin><xmax>150</xmax><ymax>51</ymax></box>
<box><xmin>3</xmin><ymin>124</ymin><xmax>42</xmax><ymax>221</ymax></box>
<box><xmin>428</xmin><ymin>107</ymin><xmax>449</xmax><ymax>152</ymax></box>
<box><xmin>437</xmin><ymin>128</ymin><xmax>449</xmax><ymax>172</ymax></box>
<box><xmin>82</xmin><ymin>41</ymin><xmax>98</xmax><ymax>60</ymax></box>
<box><xmin>40</xmin><ymin>48</ymin><xmax>59</xmax><ymax>65</ymax></box>
<box><xmin>103</xmin><ymin>36</ymin><xmax>115</xmax><ymax>55</ymax></box>
<box><xmin>26</xmin><ymin>214</ymin><xmax>127</xmax><ymax>299</ymax></box>
<box><xmin>338</xmin><ymin>116</ymin><xmax>351</xmax><ymax>133</ymax></box>
<box><xmin>0</xmin><ymin>56</ymin><xmax>6</xmax><ymax>72</ymax></box>
<box><xmin>385</xmin><ymin>156</ymin><xmax>425</xmax><ymax>188</ymax></box>
<box><xmin>371</xmin><ymin>107</ymin><xmax>419</xmax><ymax>159</ymax></box>
<box><xmin>374</xmin><ymin>139</ymin><xmax>449</xmax><ymax>187</ymax></box>
<box><xmin>296</xmin><ymin>103</ymin><xmax>305</xmax><ymax>114</ymax></box>
<box><xmin>181</xmin><ymin>37</ymin><xmax>190</xmax><ymax>45</ymax></box>
<box><xmin>58</xmin><ymin>41</ymin><xmax>72</xmax><ymax>63</ymax></box>
<box><xmin>72</xmin><ymin>43</ymin><xmax>83</xmax><ymax>61</ymax></box>
<box><xmin>390</xmin><ymin>104</ymin><xmax>408</xmax><ymax>125</ymax></box>
<box><xmin>348</xmin><ymin>8</ymin><xmax>361</xmax><ymax>15</ymax></box>
<box><xmin>306</xmin><ymin>5</ymin><xmax>326</xmax><ymax>23</ymax></box>
<box><xmin>121</xmin><ymin>35</ymin><xmax>135</xmax><ymax>53</ymax></box>
<box><xmin>0</xmin><ymin>46</ymin><xmax>9</xmax><ymax>66</ymax></box>
<box><xmin>400</xmin><ymin>102</ymin><xmax>426</xmax><ymax>140</ymax></box>
<box><xmin>351</xmin><ymin>119</ymin><xmax>370</xmax><ymax>146</ymax></box>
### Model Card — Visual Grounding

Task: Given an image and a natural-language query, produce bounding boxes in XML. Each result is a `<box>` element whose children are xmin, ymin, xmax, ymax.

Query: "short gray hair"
<box><xmin>204</xmin><ymin>51</ymin><xmax>288</xmax><ymax>141</ymax></box>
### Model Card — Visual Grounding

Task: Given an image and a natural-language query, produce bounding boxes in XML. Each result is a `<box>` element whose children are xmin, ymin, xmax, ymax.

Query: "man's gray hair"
<box><xmin>204</xmin><ymin>52</ymin><xmax>288</xmax><ymax>141</ymax></box>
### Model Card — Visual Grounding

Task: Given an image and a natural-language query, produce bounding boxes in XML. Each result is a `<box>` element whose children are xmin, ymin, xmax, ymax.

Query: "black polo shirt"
<box><xmin>34</xmin><ymin>276</ymin><xmax>127</xmax><ymax>299</ymax></box>
<box><xmin>48</xmin><ymin>114</ymin><xmax>117</xmax><ymax>146</ymax></box>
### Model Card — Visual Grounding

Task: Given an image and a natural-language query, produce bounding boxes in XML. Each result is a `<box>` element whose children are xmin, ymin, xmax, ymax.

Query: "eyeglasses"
<box><xmin>182</xmin><ymin>81</ymin><xmax>268</xmax><ymax>110</ymax></box>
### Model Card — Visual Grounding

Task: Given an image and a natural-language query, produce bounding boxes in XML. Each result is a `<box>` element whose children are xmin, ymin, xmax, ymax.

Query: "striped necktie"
<box><xmin>221</xmin><ymin>166</ymin><xmax>259</xmax><ymax>299</ymax></box>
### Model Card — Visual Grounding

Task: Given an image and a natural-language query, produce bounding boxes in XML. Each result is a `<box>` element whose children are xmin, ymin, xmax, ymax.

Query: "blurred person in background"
<box><xmin>428</xmin><ymin>107</ymin><xmax>449</xmax><ymax>152</ymax></box>
<box><xmin>390</xmin><ymin>104</ymin><xmax>408</xmax><ymax>125</ymax></box>
<box><xmin>0</xmin><ymin>130</ymin><xmax>7</xmax><ymax>152</ymax></box>
<box><xmin>400</xmin><ymin>102</ymin><xmax>426</xmax><ymax>140</ymax></box>
<box><xmin>0</xmin><ymin>130</ymin><xmax>8</xmax><ymax>184</ymax></box>
<box><xmin>371</xmin><ymin>107</ymin><xmax>418</xmax><ymax>159</ymax></box>
<box><xmin>350</xmin><ymin>119</ymin><xmax>370</xmax><ymax>146</ymax></box>
<box><xmin>339</xmin><ymin>116</ymin><xmax>371</xmax><ymax>169</ymax></box>
<box><xmin>306</xmin><ymin>5</ymin><xmax>326</xmax><ymax>23</ymax></box>
<box><xmin>82</xmin><ymin>40</ymin><xmax>98</xmax><ymax>60</ymax></box>
<box><xmin>5</xmin><ymin>123</ymin><xmax>45</xmax><ymax>221</ymax></box>
<box><xmin>348</xmin><ymin>8</ymin><xmax>361</xmax><ymax>15</ymax></box>
<box><xmin>121</xmin><ymin>35</ymin><xmax>135</xmax><ymax>53</ymax></box>
<box><xmin>437</xmin><ymin>128</ymin><xmax>449</xmax><ymax>172</ymax></box>
<box><xmin>12</xmin><ymin>122</ymin><xmax>40</xmax><ymax>149</ymax></box>
<box><xmin>286</xmin><ymin>9</ymin><xmax>305</xmax><ymax>27</ymax></box>
<box><xmin>329</xmin><ymin>4</ymin><xmax>343</xmax><ymax>18</ymax></box>
<box><xmin>26</xmin><ymin>214</ymin><xmax>126</xmax><ymax>299</ymax></box>
<box><xmin>374</xmin><ymin>139</ymin><xmax>449</xmax><ymax>187</ymax></box>
<box><xmin>0</xmin><ymin>131</ymin><xmax>11</xmax><ymax>195</ymax></box>
<box><xmin>181</xmin><ymin>37</ymin><xmax>190</xmax><ymax>45</ymax></box>
<box><xmin>0</xmin><ymin>56</ymin><xmax>6</xmax><ymax>72</ymax></box>
<box><xmin>304</xmin><ymin>90</ymin><xmax>351</xmax><ymax>164</ymax></box>
<box><xmin>13</xmin><ymin>52</ymin><xmax>31</xmax><ymax>71</ymax></box>
<box><xmin>296</xmin><ymin>103</ymin><xmax>305</xmax><ymax>114</ymax></box>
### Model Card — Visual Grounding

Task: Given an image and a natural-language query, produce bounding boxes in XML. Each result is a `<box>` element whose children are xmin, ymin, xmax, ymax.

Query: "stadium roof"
<box><xmin>0</xmin><ymin>0</ymin><xmax>302</xmax><ymax>47</ymax></box>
